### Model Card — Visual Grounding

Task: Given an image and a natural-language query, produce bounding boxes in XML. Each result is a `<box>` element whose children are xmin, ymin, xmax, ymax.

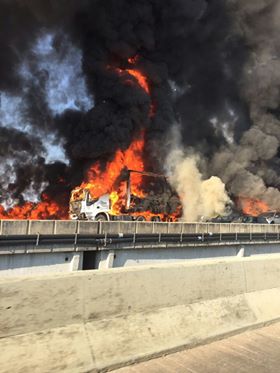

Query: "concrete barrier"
<box><xmin>1</xmin><ymin>219</ymin><xmax>280</xmax><ymax>236</ymax></box>
<box><xmin>0</xmin><ymin>252</ymin><xmax>82</xmax><ymax>277</ymax></box>
<box><xmin>1</xmin><ymin>255</ymin><xmax>280</xmax><ymax>372</ymax></box>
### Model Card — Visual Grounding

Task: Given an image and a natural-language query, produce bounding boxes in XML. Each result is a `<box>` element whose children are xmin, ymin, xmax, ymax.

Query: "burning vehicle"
<box><xmin>257</xmin><ymin>212</ymin><xmax>280</xmax><ymax>225</ymax></box>
<box><xmin>209</xmin><ymin>214</ymin><xmax>259</xmax><ymax>224</ymax></box>
<box><xmin>69</xmin><ymin>170</ymin><xmax>181</xmax><ymax>221</ymax></box>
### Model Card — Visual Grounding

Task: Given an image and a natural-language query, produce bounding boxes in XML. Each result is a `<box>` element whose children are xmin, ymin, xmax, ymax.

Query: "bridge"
<box><xmin>1</xmin><ymin>220</ymin><xmax>280</xmax><ymax>372</ymax></box>
<box><xmin>1</xmin><ymin>219</ymin><xmax>280</xmax><ymax>275</ymax></box>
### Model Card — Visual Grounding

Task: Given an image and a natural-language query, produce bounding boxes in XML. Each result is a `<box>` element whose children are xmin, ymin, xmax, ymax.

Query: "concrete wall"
<box><xmin>2</xmin><ymin>240</ymin><xmax>280</xmax><ymax>275</ymax></box>
<box><xmin>1</xmin><ymin>240</ymin><xmax>280</xmax><ymax>276</ymax></box>
<box><xmin>98</xmin><ymin>242</ymin><xmax>280</xmax><ymax>268</ymax></box>
<box><xmin>0</xmin><ymin>252</ymin><xmax>83</xmax><ymax>277</ymax></box>
<box><xmin>2</xmin><ymin>255</ymin><xmax>279</xmax><ymax>337</ymax></box>
<box><xmin>1</xmin><ymin>219</ymin><xmax>280</xmax><ymax>235</ymax></box>
<box><xmin>1</xmin><ymin>255</ymin><xmax>280</xmax><ymax>372</ymax></box>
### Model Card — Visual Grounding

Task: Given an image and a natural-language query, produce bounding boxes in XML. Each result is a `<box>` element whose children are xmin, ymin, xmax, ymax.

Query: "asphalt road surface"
<box><xmin>113</xmin><ymin>322</ymin><xmax>280</xmax><ymax>373</ymax></box>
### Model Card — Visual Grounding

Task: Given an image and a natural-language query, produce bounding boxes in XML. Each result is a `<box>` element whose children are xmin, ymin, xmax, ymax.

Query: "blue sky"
<box><xmin>0</xmin><ymin>32</ymin><xmax>94</xmax><ymax>164</ymax></box>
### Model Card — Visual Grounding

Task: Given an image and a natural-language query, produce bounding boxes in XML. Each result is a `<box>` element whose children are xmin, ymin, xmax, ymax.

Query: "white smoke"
<box><xmin>165</xmin><ymin>127</ymin><xmax>231</xmax><ymax>221</ymax></box>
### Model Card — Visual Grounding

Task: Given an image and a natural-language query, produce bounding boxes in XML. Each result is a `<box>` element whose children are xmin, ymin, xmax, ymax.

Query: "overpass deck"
<box><xmin>1</xmin><ymin>220</ymin><xmax>280</xmax><ymax>275</ymax></box>
<box><xmin>113</xmin><ymin>322</ymin><xmax>280</xmax><ymax>373</ymax></box>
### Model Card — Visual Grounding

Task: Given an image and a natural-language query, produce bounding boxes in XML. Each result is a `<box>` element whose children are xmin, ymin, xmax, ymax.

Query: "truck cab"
<box><xmin>69</xmin><ymin>189</ymin><xmax>111</xmax><ymax>221</ymax></box>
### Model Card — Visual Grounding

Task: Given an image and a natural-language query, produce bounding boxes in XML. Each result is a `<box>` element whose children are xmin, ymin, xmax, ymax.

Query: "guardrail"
<box><xmin>1</xmin><ymin>231</ymin><xmax>280</xmax><ymax>255</ymax></box>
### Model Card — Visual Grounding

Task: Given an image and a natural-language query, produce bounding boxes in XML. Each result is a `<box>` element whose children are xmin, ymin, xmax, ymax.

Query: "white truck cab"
<box><xmin>69</xmin><ymin>189</ymin><xmax>111</xmax><ymax>221</ymax></box>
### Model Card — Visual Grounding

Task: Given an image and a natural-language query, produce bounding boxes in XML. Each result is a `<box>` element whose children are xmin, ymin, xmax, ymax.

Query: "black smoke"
<box><xmin>0</xmin><ymin>0</ymin><xmax>278</xmax><ymax>211</ymax></box>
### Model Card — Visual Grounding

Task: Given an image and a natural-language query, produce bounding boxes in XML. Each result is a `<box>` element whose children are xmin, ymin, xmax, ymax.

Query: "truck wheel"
<box><xmin>78</xmin><ymin>213</ymin><xmax>87</xmax><ymax>220</ymax></box>
<box><xmin>96</xmin><ymin>213</ymin><xmax>109</xmax><ymax>222</ymax></box>
<box><xmin>136</xmin><ymin>216</ymin><xmax>146</xmax><ymax>221</ymax></box>
<box><xmin>151</xmin><ymin>216</ymin><xmax>161</xmax><ymax>222</ymax></box>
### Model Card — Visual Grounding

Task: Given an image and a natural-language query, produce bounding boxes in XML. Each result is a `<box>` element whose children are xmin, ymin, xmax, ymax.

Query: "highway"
<box><xmin>113</xmin><ymin>322</ymin><xmax>280</xmax><ymax>373</ymax></box>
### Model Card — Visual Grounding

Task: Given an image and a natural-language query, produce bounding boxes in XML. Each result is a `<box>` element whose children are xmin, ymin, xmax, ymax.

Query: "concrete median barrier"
<box><xmin>1</xmin><ymin>219</ymin><xmax>280</xmax><ymax>236</ymax></box>
<box><xmin>1</xmin><ymin>255</ymin><xmax>280</xmax><ymax>372</ymax></box>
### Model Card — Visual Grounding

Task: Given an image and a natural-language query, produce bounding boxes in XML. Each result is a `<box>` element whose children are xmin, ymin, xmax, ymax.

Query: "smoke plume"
<box><xmin>165</xmin><ymin>128</ymin><xmax>230</xmax><ymax>221</ymax></box>
<box><xmin>208</xmin><ymin>0</ymin><xmax>280</xmax><ymax>210</ymax></box>
<box><xmin>0</xmin><ymin>0</ymin><xmax>279</xmax><ymax>218</ymax></box>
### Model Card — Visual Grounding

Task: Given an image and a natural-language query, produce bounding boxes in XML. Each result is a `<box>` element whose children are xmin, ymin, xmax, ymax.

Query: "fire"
<box><xmin>109</xmin><ymin>65</ymin><xmax>150</xmax><ymax>95</ymax></box>
<box><xmin>237</xmin><ymin>196</ymin><xmax>270</xmax><ymax>217</ymax></box>
<box><xmin>0</xmin><ymin>194</ymin><xmax>68</xmax><ymax>220</ymax></box>
<box><xmin>74</xmin><ymin>131</ymin><xmax>147</xmax><ymax>216</ymax></box>
<box><xmin>125</xmin><ymin>69</ymin><xmax>150</xmax><ymax>95</ymax></box>
<box><xmin>80</xmin><ymin>131</ymin><xmax>145</xmax><ymax>198</ymax></box>
<box><xmin>73</xmin><ymin>127</ymin><xmax>181</xmax><ymax>221</ymax></box>
<box><xmin>126</xmin><ymin>58</ymin><xmax>155</xmax><ymax>116</ymax></box>
<box><xmin>128</xmin><ymin>56</ymin><xmax>139</xmax><ymax>65</ymax></box>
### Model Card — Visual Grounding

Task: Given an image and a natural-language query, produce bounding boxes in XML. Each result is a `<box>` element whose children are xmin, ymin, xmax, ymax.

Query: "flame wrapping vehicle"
<box><xmin>69</xmin><ymin>170</ymin><xmax>181</xmax><ymax>222</ymax></box>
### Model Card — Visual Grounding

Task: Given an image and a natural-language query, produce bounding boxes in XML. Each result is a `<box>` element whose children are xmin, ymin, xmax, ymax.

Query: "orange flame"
<box><xmin>237</xmin><ymin>196</ymin><xmax>270</xmax><ymax>217</ymax></box>
<box><xmin>110</xmin><ymin>65</ymin><xmax>150</xmax><ymax>96</ymax></box>
<box><xmin>126</xmin><ymin>69</ymin><xmax>150</xmax><ymax>95</ymax></box>
<box><xmin>0</xmin><ymin>195</ymin><xmax>68</xmax><ymax>220</ymax></box>
<box><xmin>128</xmin><ymin>56</ymin><xmax>139</xmax><ymax>65</ymax></box>
<box><xmin>126</xmin><ymin>60</ymin><xmax>154</xmax><ymax>115</ymax></box>
<box><xmin>79</xmin><ymin>131</ymin><xmax>145</xmax><ymax>198</ymax></box>
<box><xmin>73</xmin><ymin>131</ymin><xmax>149</xmax><ymax>216</ymax></box>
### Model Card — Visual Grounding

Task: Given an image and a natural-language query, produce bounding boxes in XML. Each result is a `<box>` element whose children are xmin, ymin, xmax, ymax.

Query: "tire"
<box><xmin>78</xmin><ymin>213</ymin><xmax>87</xmax><ymax>220</ymax></box>
<box><xmin>151</xmin><ymin>216</ymin><xmax>161</xmax><ymax>222</ymax></box>
<box><xmin>95</xmin><ymin>213</ymin><xmax>109</xmax><ymax>222</ymax></box>
<box><xmin>136</xmin><ymin>215</ymin><xmax>146</xmax><ymax>222</ymax></box>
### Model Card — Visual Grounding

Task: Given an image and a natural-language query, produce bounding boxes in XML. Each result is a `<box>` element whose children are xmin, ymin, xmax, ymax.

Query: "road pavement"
<box><xmin>112</xmin><ymin>322</ymin><xmax>280</xmax><ymax>373</ymax></box>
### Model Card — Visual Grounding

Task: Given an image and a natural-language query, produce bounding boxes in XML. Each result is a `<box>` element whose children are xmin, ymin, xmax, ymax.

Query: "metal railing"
<box><xmin>1</xmin><ymin>231</ymin><xmax>280</xmax><ymax>255</ymax></box>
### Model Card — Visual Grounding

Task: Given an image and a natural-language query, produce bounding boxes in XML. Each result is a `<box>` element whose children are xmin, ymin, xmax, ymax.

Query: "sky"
<box><xmin>0</xmin><ymin>32</ymin><xmax>94</xmax><ymax>164</ymax></box>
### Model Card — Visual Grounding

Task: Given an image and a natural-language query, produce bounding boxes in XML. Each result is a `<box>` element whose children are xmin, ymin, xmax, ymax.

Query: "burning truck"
<box><xmin>69</xmin><ymin>169</ymin><xmax>181</xmax><ymax>222</ymax></box>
